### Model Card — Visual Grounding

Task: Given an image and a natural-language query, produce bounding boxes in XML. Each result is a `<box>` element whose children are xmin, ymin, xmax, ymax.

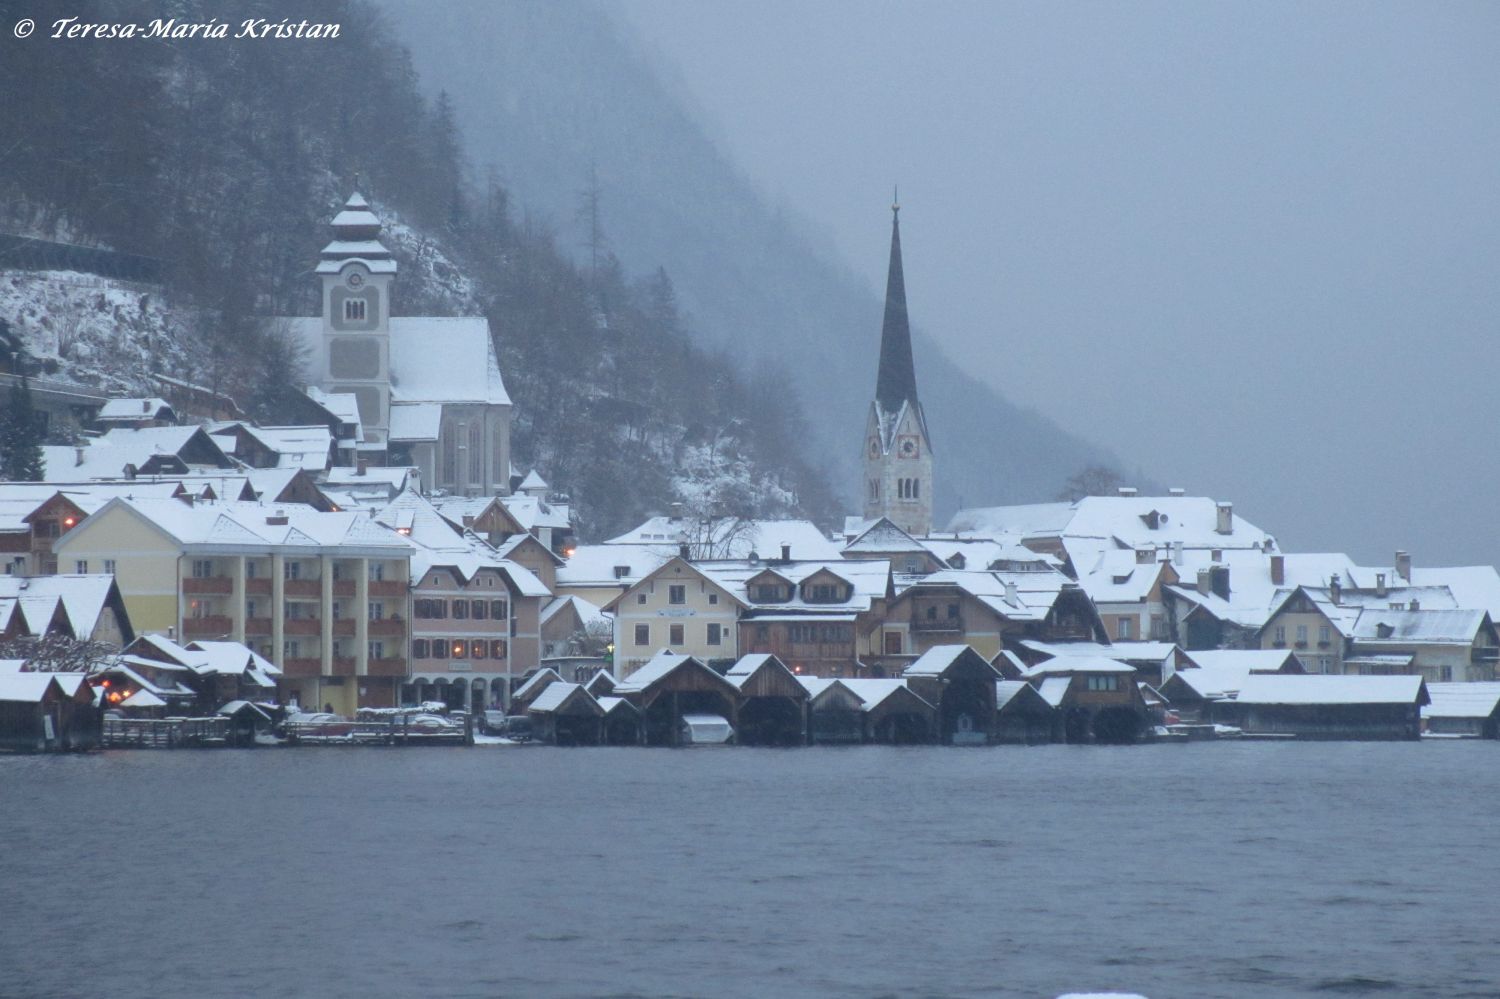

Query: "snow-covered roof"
<box><xmin>0</xmin><ymin>672</ymin><xmax>63</xmax><ymax>703</ymax></box>
<box><xmin>41</xmin><ymin>426</ymin><xmax>236</xmax><ymax>480</ymax></box>
<box><xmin>843</xmin><ymin>517</ymin><xmax>926</xmax><ymax>555</ymax></box>
<box><xmin>518</xmin><ymin>469</ymin><xmax>548</xmax><ymax>492</ymax></box>
<box><xmin>692</xmin><ymin>558</ymin><xmax>891</xmax><ymax>615</ymax></box>
<box><xmin>185</xmin><ymin>640</ymin><xmax>281</xmax><ymax>679</ymax></box>
<box><xmin>97</xmin><ymin>397</ymin><xmax>174</xmax><ymax>421</ymax></box>
<box><xmin>1023</xmin><ymin>656</ymin><xmax>1138</xmax><ymax>679</ymax></box>
<box><xmin>1234</xmin><ymin>674</ymin><xmax>1427</xmax><ymax>706</ymax></box>
<box><xmin>541</xmin><ymin>595</ymin><xmax>606</xmax><ymax>629</ymax></box>
<box><xmin>378</xmin><ymin>491</ymin><xmax>548</xmax><ymax>595</ymax></box>
<box><xmin>241</xmin><ymin>426</ymin><xmax>334</xmax><ymax>472</ymax></box>
<box><xmin>64</xmin><ymin>497</ymin><xmax>412</xmax><ymax>556</ymax></box>
<box><xmin>512</xmin><ymin>667</ymin><xmax>563</xmax><ymax>703</ymax></box>
<box><xmin>1348</xmin><ymin>607</ymin><xmax>1491</xmax><ymax>646</ymax></box>
<box><xmin>901</xmin><ymin>568</ymin><xmax>1077</xmax><ymax>623</ymax></box>
<box><xmin>499</xmin><ymin>493</ymin><xmax>571</xmax><ymax>532</ymax></box>
<box><xmin>389</xmin><ymin>403</ymin><xmax>442</xmax><ymax>443</ymax></box>
<box><xmin>1020</xmin><ymin>640</ymin><xmax>1176</xmax><ymax>664</ymax></box>
<box><xmin>904</xmin><ymin>644</ymin><xmax>1000</xmax><ymax>679</ymax></box>
<box><xmin>0</xmin><ymin>574</ymin><xmax>119</xmax><ymax>640</ymax></box>
<box><xmin>613</xmin><ymin>651</ymin><xmax>731</xmax><ymax>695</ymax></box>
<box><xmin>1036</xmin><ymin>676</ymin><xmax>1072</xmax><ymax>707</ymax></box>
<box><xmin>604</xmin><ymin>516</ymin><xmax>840</xmax><ymax>560</ymax></box>
<box><xmin>842</xmin><ymin>678</ymin><xmax>930</xmax><ymax>712</ymax></box>
<box><xmin>528</xmin><ymin>681</ymin><xmax>596</xmax><ymax>714</ymax></box>
<box><xmin>726</xmin><ymin>653</ymin><xmax>778</xmax><ymax>677</ymax></box>
<box><xmin>1422</xmin><ymin>682</ymin><xmax>1500</xmax><ymax>720</ymax></box>
<box><xmin>556</xmin><ymin>543</ymin><xmax>675</xmax><ymax>588</ymax></box>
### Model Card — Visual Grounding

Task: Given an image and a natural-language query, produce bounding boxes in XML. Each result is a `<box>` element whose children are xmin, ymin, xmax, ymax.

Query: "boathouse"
<box><xmin>903</xmin><ymin>645</ymin><xmax>1002</xmax><ymax>744</ymax></box>
<box><xmin>527</xmin><ymin>682</ymin><xmax>605</xmax><ymax>745</ymax></box>
<box><xmin>0</xmin><ymin>669</ymin><xmax>98</xmax><ymax>752</ymax></box>
<box><xmin>1023</xmin><ymin>656</ymin><xmax>1148</xmax><ymax>743</ymax></box>
<box><xmin>805</xmin><ymin>678</ymin><xmax>865</xmax><ymax>744</ymax></box>
<box><xmin>844</xmin><ymin>679</ymin><xmax>937</xmax><ymax>743</ymax></box>
<box><xmin>1422</xmin><ymin>682</ymin><xmax>1500</xmax><ymax>738</ymax></box>
<box><xmin>612</xmin><ymin>651</ymin><xmax>739</xmax><ymax>746</ymax></box>
<box><xmin>993</xmin><ymin>680</ymin><xmax>1055</xmax><ymax>744</ymax></box>
<box><xmin>1224</xmin><ymin>674</ymin><xmax>1428</xmax><ymax>739</ymax></box>
<box><xmin>727</xmin><ymin>654</ymin><xmax>808</xmax><ymax>746</ymax></box>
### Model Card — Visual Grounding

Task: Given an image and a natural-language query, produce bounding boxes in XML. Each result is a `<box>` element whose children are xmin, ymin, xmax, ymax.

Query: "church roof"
<box><xmin>875</xmin><ymin>203</ymin><xmax>920</xmax><ymax>417</ymax></box>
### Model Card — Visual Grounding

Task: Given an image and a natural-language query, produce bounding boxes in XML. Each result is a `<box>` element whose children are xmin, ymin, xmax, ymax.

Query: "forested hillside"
<box><xmin>0</xmin><ymin>0</ymin><xmax>837</xmax><ymax>537</ymax></box>
<box><xmin>378</xmin><ymin>0</ymin><xmax>1123</xmax><ymax>517</ymax></box>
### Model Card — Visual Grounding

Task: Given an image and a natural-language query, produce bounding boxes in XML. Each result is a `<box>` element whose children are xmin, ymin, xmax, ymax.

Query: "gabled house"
<box><xmin>1021</xmin><ymin>656</ymin><xmax>1148</xmax><ymax>743</ymax></box>
<box><xmin>602</xmin><ymin>557</ymin><xmax>745</xmax><ymax>677</ymax></box>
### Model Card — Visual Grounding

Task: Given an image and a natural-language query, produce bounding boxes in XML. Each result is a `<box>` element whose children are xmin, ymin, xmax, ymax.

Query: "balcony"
<box><xmin>329</xmin><ymin>657</ymin><xmax>356</xmax><ymax>677</ymax></box>
<box><xmin>333</xmin><ymin>580</ymin><xmax>356</xmax><ymax>597</ymax></box>
<box><xmin>369</xmin><ymin>580</ymin><xmax>407</xmax><ymax>598</ymax></box>
<box><xmin>284</xmin><ymin>579</ymin><xmax>321</xmax><ymax>597</ymax></box>
<box><xmin>366</xmin><ymin>657</ymin><xmax>409</xmax><ymax>678</ymax></box>
<box><xmin>912</xmin><ymin>617</ymin><xmax>963</xmax><ymax>634</ymax></box>
<box><xmin>284</xmin><ymin>618</ymin><xmax>321</xmax><ymax>636</ymax></box>
<box><xmin>1472</xmin><ymin>648</ymin><xmax>1500</xmax><ymax>664</ymax></box>
<box><xmin>244</xmin><ymin>617</ymin><xmax>273</xmax><ymax>637</ymax></box>
<box><xmin>332</xmin><ymin>619</ymin><xmax>356</xmax><ymax>637</ymax></box>
<box><xmin>183</xmin><ymin>576</ymin><xmax>233</xmax><ymax>595</ymax></box>
<box><xmin>181</xmin><ymin>616</ymin><xmax>232</xmax><ymax>639</ymax></box>
<box><xmin>281</xmin><ymin>658</ymin><xmax>321</xmax><ymax>678</ymax></box>
<box><xmin>245</xmin><ymin>578</ymin><xmax>273</xmax><ymax>596</ymax></box>
<box><xmin>368</xmin><ymin>617</ymin><xmax>406</xmax><ymax>637</ymax></box>
<box><xmin>1294</xmin><ymin>641</ymin><xmax>1308</xmax><ymax>649</ymax></box>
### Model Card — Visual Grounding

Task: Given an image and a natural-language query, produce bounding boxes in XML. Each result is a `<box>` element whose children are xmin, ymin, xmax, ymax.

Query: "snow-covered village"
<box><xmin>5</xmin><ymin>5</ymin><xmax>1498</xmax><ymax>999</ymax></box>
<box><xmin>2</xmin><ymin>190</ymin><xmax>1494</xmax><ymax>752</ymax></box>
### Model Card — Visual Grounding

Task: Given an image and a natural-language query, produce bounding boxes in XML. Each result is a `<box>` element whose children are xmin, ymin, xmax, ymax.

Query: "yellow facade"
<box><xmin>55</xmin><ymin>505</ymin><xmax>181</xmax><ymax>635</ymax></box>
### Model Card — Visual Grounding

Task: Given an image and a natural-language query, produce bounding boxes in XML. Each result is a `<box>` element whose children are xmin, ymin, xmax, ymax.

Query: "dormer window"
<box><xmin>751</xmin><ymin>584</ymin><xmax>787</xmax><ymax>603</ymax></box>
<box><xmin>344</xmin><ymin>299</ymin><xmax>367</xmax><ymax>322</ymax></box>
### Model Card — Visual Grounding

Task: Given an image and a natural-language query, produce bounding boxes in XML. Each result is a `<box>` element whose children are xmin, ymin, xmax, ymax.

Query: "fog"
<box><xmin>615</xmin><ymin>1</ymin><xmax>1500</xmax><ymax>567</ymax></box>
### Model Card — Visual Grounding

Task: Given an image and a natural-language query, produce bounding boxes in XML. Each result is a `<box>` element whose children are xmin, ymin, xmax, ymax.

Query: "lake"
<box><xmin>2</xmin><ymin>742</ymin><xmax>1497</xmax><ymax>999</ymax></box>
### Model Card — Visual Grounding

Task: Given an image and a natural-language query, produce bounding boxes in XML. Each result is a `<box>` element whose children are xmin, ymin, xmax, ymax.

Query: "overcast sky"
<box><xmin>614</xmin><ymin>1</ymin><xmax>1500</xmax><ymax>567</ymax></box>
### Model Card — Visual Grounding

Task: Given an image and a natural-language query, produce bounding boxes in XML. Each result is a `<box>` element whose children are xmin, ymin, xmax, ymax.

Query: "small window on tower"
<box><xmin>344</xmin><ymin>299</ymin><xmax>367</xmax><ymax>322</ymax></box>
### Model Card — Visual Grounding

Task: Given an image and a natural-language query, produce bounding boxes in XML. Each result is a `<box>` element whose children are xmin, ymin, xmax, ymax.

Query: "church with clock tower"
<box><xmin>862</xmin><ymin>199</ymin><xmax>933</xmax><ymax>537</ymax></box>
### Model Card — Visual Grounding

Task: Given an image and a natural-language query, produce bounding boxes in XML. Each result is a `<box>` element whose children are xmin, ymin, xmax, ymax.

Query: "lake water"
<box><xmin>3</xmin><ymin>743</ymin><xmax>1498</xmax><ymax>999</ymax></box>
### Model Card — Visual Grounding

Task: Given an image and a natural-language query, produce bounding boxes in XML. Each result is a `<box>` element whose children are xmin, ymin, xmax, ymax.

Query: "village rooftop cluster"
<box><xmin>3</xmin><ymin>194</ymin><xmax>1499</xmax><ymax>752</ymax></box>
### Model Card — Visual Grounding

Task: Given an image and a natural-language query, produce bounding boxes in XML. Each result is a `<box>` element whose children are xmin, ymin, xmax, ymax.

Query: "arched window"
<box><xmin>469</xmin><ymin>423</ymin><xmax>483</xmax><ymax>484</ymax></box>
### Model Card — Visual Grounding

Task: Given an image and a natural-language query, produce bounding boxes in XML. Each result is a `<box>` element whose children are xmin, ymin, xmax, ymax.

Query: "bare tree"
<box><xmin>0</xmin><ymin>634</ymin><xmax>118</xmax><ymax>673</ymax></box>
<box><xmin>1056</xmin><ymin>464</ymin><xmax>1126</xmax><ymax>502</ymax></box>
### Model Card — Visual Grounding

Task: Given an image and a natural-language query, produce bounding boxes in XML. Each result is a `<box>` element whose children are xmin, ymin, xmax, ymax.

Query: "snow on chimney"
<box><xmin>1395</xmin><ymin>550</ymin><xmax>1412</xmax><ymax>583</ymax></box>
<box><xmin>1168</xmin><ymin>487</ymin><xmax>1185</xmax><ymax>496</ymax></box>
<box><xmin>1270</xmin><ymin>555</ymin><xmax>1285</xmax><ymax>586</ymax></box>
<box><xmin>1117</xmin><ymin>486</ymin><xmax>1138</xmax><ymax>497</ymax></box>
<box><xmin>1172</xmin><ymin>541</ymin><xmax>1183</xmax><ymax>566</ymax></box>
<box><xmin>1004</xmin><ymin>579</ymin><xmax>1018</xmax><ymax>605</ymax></box>
<box><xmin>1215</xmin><ymin>501</ymin><xmax>1233</xmax><ymax>535</ymax></box>
<box><xmin>1196</xmin><ymin>568</ymin><xmax>1212</xmax><ymax>595</ymax></box>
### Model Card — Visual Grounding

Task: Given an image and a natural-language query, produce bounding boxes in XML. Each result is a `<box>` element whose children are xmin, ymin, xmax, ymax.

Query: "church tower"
<box><xmin>862</xmin><ymin>197</ymin><xmax>933</xmax><ymax>537</ymax></box>
<box><xmin>316</xmin><ymin>191</ymin><xmax>395</xmax><ymax>451</ymax></box>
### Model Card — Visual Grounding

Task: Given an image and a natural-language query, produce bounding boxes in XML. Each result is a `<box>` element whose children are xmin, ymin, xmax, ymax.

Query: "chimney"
<box><xmin>1211</xmin><ymin>549</ymin><xmax>1222</xmax><ymax>563</ymax></box>
<box><xmin>1215</xmin><ymin>501</ymin><xmax>1233</xmax><ymax>535</ymax></box>
<box><xmin>1375</xmin><ymin>572</ymin><xmax>1387</xmax><ymax>598</ymax></box>
<box><xmin>669</xmin><ymin>502</ymin><xmax>683</xmax><ymax>522</ymax></box>
<box><xmin>1172</xmin><ymin>541</ymin><xmax>1183</xmax><ymax>566</ymax></box>
<box><xmin>141</xmin><ymin>399</ymin><xmax>150</xmax><ymax>413</ymax></box>
<box><xmin>1329</xmin><ymin>574</ymin><xmax>1342</xmax><ymax>605</ymax></box>
<box><xmin>1003</xmin><ymin>579</ymin><xmax>1018</xmax><ymax>605</ymax></box>
<box><xmin>356</xmin><ymin>457</ymin><xmax>368</xmax><ymax>477</ymax></box>
<box><xmin>1270</xmin><ymin>555</ymin><xmax>1285</xmax><ymax>586</ymax></box>
<box><xmin>1117</xmin><ymin>486</ymin><xmax>1138</xmax><ymax>497</ymax></box>
<box><xmin>1410</xmin><ymin>598</ymin><xmax>1420</xmax><ymax>611</ymax></box>
<box><xmin>1196</xmin><ymin>568</ymin><xmax>1212</xmax><ymax>596</ymax></box>
<box><xmin>1211</xmin><ymin>565</ymin><xmax>1231</xmax><ymax>601</ymax></box>
<box><xmin>1168</xmin><ymin>487</ymin><xmax>1185</xmax><ymax>497</ymax></box>
<box><xmin>678</xmin><ymin>543</ymin><xmax>691</xmax><ymax>561</ymax></box>
<box><xmin>266</xmin><ymin>508</ymin><xmax>289</xmax><ymax>526</ymax></box>
<box><xmin>780</xmin><ymin>543</ymin><xmax>791</xmax><ymax>562</ymax></box>
<box><xmin>74</xmin><ymin>446</ymin><xmax>85</xmax><ymax>467</ymax></box>
<box><xmin>1395</xmin><ymin>550</ymin><xmax>1411</xmax><ymax>583</ymax></box>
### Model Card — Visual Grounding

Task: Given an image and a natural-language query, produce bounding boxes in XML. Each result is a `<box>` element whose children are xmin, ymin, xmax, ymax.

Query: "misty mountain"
<box><xmin>377</xmin><ymin>0</ymin><xmax>1121</xmax><ymax>517</ymax></box>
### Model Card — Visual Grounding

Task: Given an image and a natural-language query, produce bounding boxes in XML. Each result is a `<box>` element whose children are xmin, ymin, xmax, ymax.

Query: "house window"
<box><xmin>368</xmin><ymin>563</ymin><xmax>385</xmax><ymax>582</ymax></box>
<box><xmin>368</xmin><ymin>640</ymin><xmax>385</xmax><ymax>661</ymax></box>
<box><xmin>450</xmin><ymin>640</ymin><xmax>467</xmax><ymax>658</ymax></box>
<box><xmin>806</xmin><ymin>583</ymin><xmax>844</xmax><ymax>603</ymax></box>
<box><xmin>192</xmin><ymin>559</ymin><xmax>214</xmax><ymax>578</ymax></box>
<box><xmin>904</xmin><ymin>559</ymin><xmax>921</xmax><ymax>574</ymax></box>
<box><xmin>1441</xmin><ymin>666</ymin><xmax>1453</xmax><ymax>681</ymax></box>
<box><xmin>1296</xmin><ymin>624</ymin><xmax>1308</xmax><ymax>644</ymax></box>
<box><xmin>75</xmin><ymin>560</ymin><xmax>88</xmax><ymax>574</ymax></box>
<box><xmin>1117</xmin><ymin>618</ymin><xmax>1133</xmax><ymax>640</ymax></box>
<box><xmin>1273</xmin><ymin>625</ymin><xmax>1286</xmax><ymax>644</ymax></box>
<box><xmin>1319</xmin><ymin>625</ymin><xmax>1331</xmax><ymax>644</ymax></box>
<box><xmin>431</xmin><ymin>640</ymin><xmax>448</xmax><ymax>660</ymax></box>
<box><xmin>344</xmin><ymin>299</ymin><xmax>367</xmax><ymax>322</ymax></box>
<box><xmin>708</xmin><ymin>593</ymin><xmax>718</xmax><ymax>605</ymax></box>
<box><xmin>246</xmin><ymin>600</ymin><xmax>258</xmax><ymax>619</ymax></box>
<box><xmin>415</xmin><ymin>599</ymin><xmax>447</xmax><ymax>620</ymax></box>
<box><xmin>1087</xmin><ymin>675</ymin><xmax>1120</xmax><ymax>691</ymax></box>
<box><xmin>1149</xmin><ymin>614</ymin><xmax>1165</xmax><ymax>640</ymax></box>
<box><xmin>245</xmin><ymin>562</ymin><xmax>258</xmax><ymax>579</ymax></box>
<box><xmin>707</xmin><ymin>623</ymin><xmax>721</xmax><ymax>646</ymax></box>
<box><xmin>369</xmin><ymin>602</ymin><xmax>384</xmax><ymax>621</ymax></box>
<box><xmin>884</xmin><ymin>631</ymin><xmax>902</xmax><ymax>654</ymax></box>
<box><xmin>636</xmin><ymin>593</ymin><xmax>647</xmax><ymax>605</ymax></box>
<box><xmin>413</xmin><ymin>639</ymin><xmax>429</xmax><ymax>659</ymax></box>
<box><xmin>441</xmin><ymin>425</ymin><xmax>457</xmax><ymax>486</ymax></box>
<box><xmin>669</xmin><ymin>624</ymin><xmax>684</xmax><ymax>646</ymax></box>
<box><xmin>669</xmin><ymin>585</ymin><xmax>686</xmax><ymax>605</ymax></box>
<box><xmin>284</xmin><ymin>561</ymin><xmax>301</xmax><ymax>581</ymax></box>
<box><xmin>284</xmin><ymin>601</ymin><xmax>305</xmax><ymax>620</ymax></box>
<box><xmin>453</xmin><ymin>600</ymin><xmax>469</xmax><ymax>620</ymax></box>
<box><xmin>490</xmin><ymin>600</ymin><xmax>507</xmax><ymax>620</ymax></box>
<box><xmin>473</xmin><ymin>641</ymin><xmax>487</xmax><ymax>660</ymax></box>
<box><xmin>634</xmin><ymin>624</ymin><xmax>650</xmax><ymax>646</ymax></box>
<box><xmin>283</xmin><ymin>640</ymin><xmax>301</xmax><ymax>658</ymax></box>
<box><xmin>490</xmin><ymin>639</ymin><xmax>508</xmax><ymax>660</ymax></box>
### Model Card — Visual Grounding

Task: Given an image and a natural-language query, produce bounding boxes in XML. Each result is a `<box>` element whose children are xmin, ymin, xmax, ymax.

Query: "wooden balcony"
<box><xmin>283</xmin><ymin>579</ymin><xmax>321</xmax><ymax>597</ymax></box>
<box><xmin>244</xmin><ymin>617</ymin><xmax>273</xmax><ymax>637</ymax></box>
<box><xmin>183</xmin><ymin>576</ymin><xmax>233</xmax><ymax>595</ymax></box>
<box><xmin>912</xmin><ymin>617</ymin><xmax>963</xmax><ymax>633</ymax></box>
<box><xmin>245</xmin><ymin>578</ymin><xmax>273</xmax><ymax>596</ymax></box>
<box><xmin>284</xmin><ymin>618</ymin><xmax>321</xmax><ymax>636</ymax></box>
<box><xmin>368</xmin><ymin>617</ymin><xmax>406</xmax><ymax>637</ymax></box>
<box><xmin>332</xmin><ymin>580</ymin><xmax>356</xmax><ymax>597</ymax></box>
<box><xmin>368</xmin><ymin>580</ymin><xmax>407</xmax><ymax>598</ymax></box>
<box><xmin>366</xmin><ymin>657</ymin><xmax>408</xmax><ymax>678</ymax></box>
<box><xmin>332</xmin><ymin>619</ymin><xmax>356</xmax><ymax>637</ymax></box>
<box><xmin>281</xmin><ymin>658</ymin><xmax>321</xmax><ymax>678</ymax></box>
<box><xmin>329</xmin><ymin>657</ymin><xmax>356</xmax><ymax>677</ymax></box>
<box><xmin>181</xmin><ymin>616</ymin><xmax>232</xmax><ymax>639</ymax></box>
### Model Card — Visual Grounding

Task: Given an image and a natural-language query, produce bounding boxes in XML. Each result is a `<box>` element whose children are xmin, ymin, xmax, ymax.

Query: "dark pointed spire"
<box><xmin>875</xmin><ymin>196</ymin><xmax>919</xmax><ymax>414</ymax></box>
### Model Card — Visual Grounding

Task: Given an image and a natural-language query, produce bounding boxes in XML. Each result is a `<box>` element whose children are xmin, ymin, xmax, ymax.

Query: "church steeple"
<box><xmin>875</xmin><ymin>194</ymin><xmax>919</xmax><ymax>416</ymax></box>
<box><xmin>861</xmin><ymin>195</ymin><xmax>933</xmax><ymax>538</ymax></box>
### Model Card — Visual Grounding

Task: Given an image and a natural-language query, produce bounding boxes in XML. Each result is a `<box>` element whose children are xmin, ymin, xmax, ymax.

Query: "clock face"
<box><xmin>346</xmin><ymin>272</ymin><xmax>364</xmax><ymax>288</ymax></box>
<box><xmin>868</xmin><ymin>438</ymin><xmax>881</xmax><ymax>459</ymax></box>
<box><xmin>899</xmin><ymin>435</ymin><xmax>920</xmax><ymax>458</ymax></box>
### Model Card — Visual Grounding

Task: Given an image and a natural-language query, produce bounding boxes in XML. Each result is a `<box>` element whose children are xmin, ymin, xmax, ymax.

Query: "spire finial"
<box><xmin>892</xmin><ymin>185</ymin><xmax>900</xmax><ymax>218</ymax></box>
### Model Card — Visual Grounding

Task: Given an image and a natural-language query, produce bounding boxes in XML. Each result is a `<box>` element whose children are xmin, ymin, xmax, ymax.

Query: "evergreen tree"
<box><xmin>0</xmin><ymin>373</ymin><xmax>45</xmax><ymax>482</ymax></box>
